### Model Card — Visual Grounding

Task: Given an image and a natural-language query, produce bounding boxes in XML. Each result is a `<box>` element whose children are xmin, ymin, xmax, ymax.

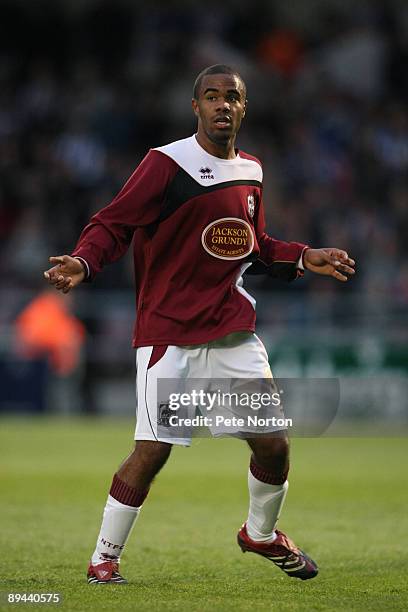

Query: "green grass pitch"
<box><xmin>1</xmin><ymin>418</ymin><xmax>407</xmax><ymax>611</ymax></box>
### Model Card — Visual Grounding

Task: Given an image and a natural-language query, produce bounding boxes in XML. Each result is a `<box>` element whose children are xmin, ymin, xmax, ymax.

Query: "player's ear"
<box><xmin>242</xmin><ymin>99</ymin><xmax>247</xmax><ymax>119</ymax></box>
<box><xmin>192</xmin><ymin>98</ymin><xmax>200</xmax><ymax>117</ymax></box>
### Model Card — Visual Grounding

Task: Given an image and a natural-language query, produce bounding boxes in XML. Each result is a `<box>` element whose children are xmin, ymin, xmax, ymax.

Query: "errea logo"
<box><xmin>200</xmin><ymin>166</ymin><xmax>214</xmax><ymax>180</ymax></box>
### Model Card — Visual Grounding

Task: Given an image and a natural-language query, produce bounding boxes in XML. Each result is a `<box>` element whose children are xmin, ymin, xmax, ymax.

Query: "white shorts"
<box><xmin>134</xmin><ymin>332</ymin><xmax>284</xmax><ymax>446</ymax></box>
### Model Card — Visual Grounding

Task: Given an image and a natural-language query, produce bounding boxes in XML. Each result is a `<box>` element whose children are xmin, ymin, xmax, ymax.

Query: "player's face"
<box><xmin>192</xmin><ymin>74</ymin><xmax>247</xmax><ymax>147</ymax></box>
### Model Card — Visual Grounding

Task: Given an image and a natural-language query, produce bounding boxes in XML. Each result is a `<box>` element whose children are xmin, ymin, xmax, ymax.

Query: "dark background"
<box><xmin>0</xmin><ymin>0</ymin><xmax>407</xmax><ymax>416</ymax></box>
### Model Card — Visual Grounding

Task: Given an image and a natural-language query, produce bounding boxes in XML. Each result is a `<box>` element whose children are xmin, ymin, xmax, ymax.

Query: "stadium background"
<box><xmin>0</xmin><ymin>0</ymin><xmax>407</xmax><ymax>418</ymax></box>
<box><xmin>0</xmin><ymin>2</ymin><xmax>407</xmax><ymax>610</ymax></box>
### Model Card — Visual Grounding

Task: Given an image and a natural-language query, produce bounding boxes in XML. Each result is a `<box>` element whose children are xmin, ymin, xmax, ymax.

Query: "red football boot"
<box><xmin>87</xmin><ymin>560</ymin><xmax>127</xmax><ymax>584</ymax></box>
<box><xmin>237</xmin><ymin>523</ymin><xmax>318</xmax><ymax>580</ymax></box>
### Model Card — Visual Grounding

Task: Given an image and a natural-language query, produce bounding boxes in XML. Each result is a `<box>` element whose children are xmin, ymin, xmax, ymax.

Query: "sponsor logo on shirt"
<box><xmin>200</xmin><ymin>166</ymin><xmax>214</xmax><ymax>179</ymax></box>
<box><xmin>201</xmin><ymin>217</ymin><xmax>254</xmax><ymax>260</ymax></box>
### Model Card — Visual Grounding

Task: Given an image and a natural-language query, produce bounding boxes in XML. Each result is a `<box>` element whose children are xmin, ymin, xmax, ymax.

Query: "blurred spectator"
<box><xmin>371</xmin><ymin>105</ymin><xmax>408</xmax><ymax>173</ymax></box>
<box><xmin>257</xmin><ymin>29</ymin><xmax>304</xmax><ymax>78</ymax></box>
<box><xmin>55</xmin><ymin>115</ymin><xmax>107</xmax><ymax>187</ymax></box>
<box><xmin>14</xmin><ymin>290</ymin><xmax>85</xmax><ymax>376</ymax></box>
<box><xmin>319</xmin><ymin>20</ymin><xmax>388</xmax><ymax>100</ymax></box>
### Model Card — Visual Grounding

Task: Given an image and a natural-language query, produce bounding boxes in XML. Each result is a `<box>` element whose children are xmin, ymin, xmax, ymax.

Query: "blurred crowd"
<box><xmin>0</xmin><ymin>0</ymin><xmax>407</xmax><ymax>303</ymax></box>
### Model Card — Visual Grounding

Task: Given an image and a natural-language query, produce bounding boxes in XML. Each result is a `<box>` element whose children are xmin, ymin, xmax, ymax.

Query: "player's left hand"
<box><xmin>303</xmin><ymin>248</ymin><xmax>355</xmax><ymax>282</ymax></box>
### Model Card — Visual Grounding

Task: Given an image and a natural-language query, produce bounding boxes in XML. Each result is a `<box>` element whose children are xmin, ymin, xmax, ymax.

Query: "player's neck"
<box><xmin>195</xmin><ymin>132</ymin><xmax>237</xmax><ymax>160</ymax></box>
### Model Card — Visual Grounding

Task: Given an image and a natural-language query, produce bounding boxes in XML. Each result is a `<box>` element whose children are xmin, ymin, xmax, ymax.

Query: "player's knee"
<box><xmin>251</xmin><ymin>436</ymin><xmax>289</xmax><ymax>471</ymax></box>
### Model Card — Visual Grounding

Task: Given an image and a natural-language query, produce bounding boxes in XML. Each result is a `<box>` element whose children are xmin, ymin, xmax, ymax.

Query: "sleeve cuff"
<box><xmin>74</xmin><ymin>256</ymin><xmax>90</xmax><ymax>280</ymax></box>
<box><xmin>297</xmin><ymin>247</ymin><xmax>310</xmax><ymax>271</ymax></box>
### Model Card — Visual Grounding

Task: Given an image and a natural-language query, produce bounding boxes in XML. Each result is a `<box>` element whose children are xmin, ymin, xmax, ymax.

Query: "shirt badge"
<box><xmin>247</xmin><ymin>194</ymin><xmax>255</xmax><ymax>217</ymax></box>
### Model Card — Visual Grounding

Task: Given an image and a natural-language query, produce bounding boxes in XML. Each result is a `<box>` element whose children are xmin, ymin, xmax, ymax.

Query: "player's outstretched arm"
<box><xmin>43</xmin><ymin>255</ymin><xmax>86</xmax><ymax>294</ymax></box>
<box><xmin>303</xmin><ymin>248</ymin><xmax>355</xmax><ymax>282</ymax></box>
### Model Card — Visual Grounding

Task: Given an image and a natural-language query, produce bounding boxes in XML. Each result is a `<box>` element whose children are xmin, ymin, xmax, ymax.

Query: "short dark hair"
<box><xmin>193</xmin><ymin>64</ymin><xmax>246</xmax><ymax>100</ymax></box>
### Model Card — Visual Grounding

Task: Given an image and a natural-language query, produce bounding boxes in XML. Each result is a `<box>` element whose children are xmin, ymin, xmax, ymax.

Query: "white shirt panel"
<box><xmin>154</xmin><ymin>135</ymin><xmax>262</xmax><ymax>186</ymax></box>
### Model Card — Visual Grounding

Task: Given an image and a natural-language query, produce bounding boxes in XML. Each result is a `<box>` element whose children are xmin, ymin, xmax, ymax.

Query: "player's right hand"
<box><xmin>43</xmin><ymin>255</ymin><xmax>86</xmax><ymax>294</ymax></box>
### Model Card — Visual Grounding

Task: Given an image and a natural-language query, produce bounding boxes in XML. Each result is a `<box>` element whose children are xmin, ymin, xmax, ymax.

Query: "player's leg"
<box><xmin>239</xmin><ymin>432</ymin><xmax>318</xmax><ymax>580</ymax></box>
<box><xmin>88</xmin><ymin>345</ymin><xmax>191</xmax><ymax>584</ymax></box>
<box><xmin>210</xmin><ymin>333</ymin><xmax>291</xmax><ymax>540</ymax></box>
<box><xmin>245</xmin><ymin>434</ymin><xmax>289</xmax><ymax>542</ymax></box>
<box><xmin>208</xmin><ymin>333</ymin><xmax>290</xmax><ymax>536</ymax></box>
<box><xmin>238</xmin><ymin>433</ymin><xmax>318</xmax><ymax>580</ymax></box>
<box><xmin>88</xmin><ymin>440</ymin><xmax>171</xmax><ymax>584</ymax></box>
<box><xmin>239</xmin><ymin>396</ymin><xmax>317</xmax><ymax>576</ymax></box>
<box><xmin>117</xmin><ymin>439</ymin><xmax>172</xmax><ymax>489</ymax></box>
<box><xmin>209</xmin><ymin>332</ymin><xmax>317</xmax><ymax>579</ymax></box>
